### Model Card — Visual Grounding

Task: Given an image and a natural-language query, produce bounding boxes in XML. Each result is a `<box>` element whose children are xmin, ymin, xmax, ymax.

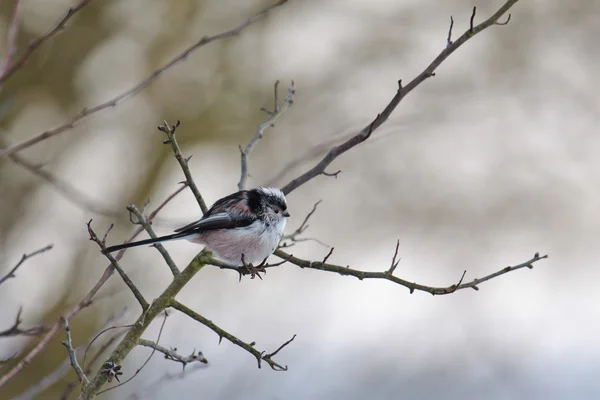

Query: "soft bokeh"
<box><xmin>1</xmin><ymin>0</ymin><xmax>598</xmax><ymax>398</ymax></box>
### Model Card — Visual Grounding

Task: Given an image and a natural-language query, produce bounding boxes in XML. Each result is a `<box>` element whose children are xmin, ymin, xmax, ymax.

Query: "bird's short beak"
<box><xmin>283</xmin><ymin>211</ymin><xmax>290</xmax><ymax>217</ymax></box>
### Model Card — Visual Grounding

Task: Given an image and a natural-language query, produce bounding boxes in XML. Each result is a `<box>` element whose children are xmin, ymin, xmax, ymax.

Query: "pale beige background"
<box><xmin>0</xmin><ymin>0</ymin><xmax>598</xmax><ymax>399</ymax></box>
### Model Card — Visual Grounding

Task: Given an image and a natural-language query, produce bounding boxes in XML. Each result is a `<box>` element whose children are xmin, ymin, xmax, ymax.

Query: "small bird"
<box><xmin>104</xmin><ymin>187</ymin><xmax>290</xmax><ymax>273</ymax></box>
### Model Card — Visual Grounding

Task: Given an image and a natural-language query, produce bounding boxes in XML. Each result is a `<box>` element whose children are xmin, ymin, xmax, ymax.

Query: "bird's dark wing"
<box><xmin>173</xmin><ymin>212</ymin><xmax>254</xmax><ymax>234</ymax></box>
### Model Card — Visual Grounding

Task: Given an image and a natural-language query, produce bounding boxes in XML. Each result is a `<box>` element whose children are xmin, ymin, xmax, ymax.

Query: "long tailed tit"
<box><xmin>104</xmin><ymin>187</ymin><xmax>290</xmax><ymax>266</ymax></box>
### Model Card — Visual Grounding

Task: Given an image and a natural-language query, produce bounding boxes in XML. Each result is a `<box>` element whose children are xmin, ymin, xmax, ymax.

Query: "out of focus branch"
<box><xmin>158</xmin><ymin>120</ymin><xmax>208</xmax><ymax>213</ymax></box>
<box><xmin>274</xmin><ymin>249</ymin><xmax>547</xmax><ymax>295</ymax></box>
<box><xmin>280</xmin><ymin>0</ymin><xmax>518</xmax><ymax>195</ymax></box>
<box><xmin>0</xmin><ymin>0</ymin><xmax>23</xmax><ymax>77</ymax></box>
<box><xmin>5</xmin><ymin>147</ymin><xmax>121</xmax><ymax>217</ymax></box>
<box><xmin>0</xmin><ymin>244</ymin><xmax>53</xmax><ymax>286</ymax></box>
<box><xmin>0</xmin><ymin>185</ymin><xmax>186</xmax><ymax>390</ymax></box>
<box><xmin>238</xmin><ymin>80</ymin><xmax>295</xmax><ymax>190</ymax></box>
<box><xmin>0</xmin><ymin>0</ymin><xmax>289</xmax><ymax>159</ymax></box>
<box><xmin>0</xmin><ymin>307</ymin><xmax>48</xmax><ymax>337</ymax></box>
<box><xmin>170</xmin><ymin>300</ymin><xmax>294</xmax><ymax>371</ymax></box>
<box><xmin>0</xmin><ymin>0</ymin><xmax>92</xmax><ymax>85</ymax></box>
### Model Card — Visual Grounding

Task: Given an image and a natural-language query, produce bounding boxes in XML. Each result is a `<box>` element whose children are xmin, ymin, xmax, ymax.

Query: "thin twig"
<box><xmin>170</xmin><ymin>300</ymin><xmax>293</xmax><ymax>371</ymax></box>
<box><xmin>138</xmin><ymin>339</ymin><xmax>207</xmax><ymax>370</ymax></box>
<box><xmin>274</xmin><ymin>249</ymin><xmax>548</xmax><ymax>296</ymax></box>
<box><xmin>0</xmin><ymin>244</ymin><xmax>53</xmax><ymax>286</ymax></box>
<box><xmin>128</xmin><ymin>204</ymin><xmax>180</xmax><ymax>276</ymax></box>
<box><xmin>87</xmin><ymin>221</ymin><xmax>149</xmax><ymax>310</ymax></box>
<box><xmin>0</xmin><ymin>185</ymin><xmax>186</xmax><ymax>390</ymax></box>
<box><xmin>157</xmin><ymin>120</ymin><xmax>208</xmax><ymax>213</ymax></box>
<box><xmin>0</xmin><ymin>0</ymin><xmax>289</xmax><ymax>159</ymax></box>
<box><xmin>0</xmin><ymin>307</ymin><xmax>48</xmax><ymax>337</ymax></box>
<box><xmin>0</xmin><ymin>0</ymin><xmax>92</xmax><ymax>85</ymax></box>
<box><xmin>280</xmin><ymin>0</ymin><xmax>519</xmax><ymax>195</ymax></box>
<box><xmin>60</xmin><ymin>318</ymin><xmax>89</xmax><ymax>385</ymax></box>
<box><xmin>238</xmin><ymin>80</ymin><xmax>295</xmax><ymax>190</ymax></box>
<box><xmin>386</xmin><ymin>240</ymin><xmax>401</xmax><ymax>275</ymax></box>
<box><xmin>280</xmin><ymin>200</ymin><xmax>330</xmax><ymax>248</ymax></box>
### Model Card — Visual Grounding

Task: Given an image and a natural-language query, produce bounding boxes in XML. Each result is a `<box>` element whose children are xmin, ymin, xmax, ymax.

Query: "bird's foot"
<box><xmin>239</xmin><ymin>255</ymin><xmax>268</xmax><ymax>280</ymax></box>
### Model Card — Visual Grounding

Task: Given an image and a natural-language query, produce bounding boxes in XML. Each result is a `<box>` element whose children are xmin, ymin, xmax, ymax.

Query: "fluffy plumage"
<box><xmin>104</xmin><ymin>187</ymin><xmax>289</xmax><ymax>266</ymax></box>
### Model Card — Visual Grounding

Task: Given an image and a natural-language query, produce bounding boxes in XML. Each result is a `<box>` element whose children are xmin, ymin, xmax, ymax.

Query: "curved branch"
<box><xmin>281</xmin><ymin>0</ymin><xmax>518</xmax><ymax>195</ymax></box>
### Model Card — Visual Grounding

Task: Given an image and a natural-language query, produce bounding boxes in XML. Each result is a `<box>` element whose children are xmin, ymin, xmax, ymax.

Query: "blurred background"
<box><xmin>1</xmin><ymin>0</ymin><xmax>598</xmax><ymax>398</ymax></box>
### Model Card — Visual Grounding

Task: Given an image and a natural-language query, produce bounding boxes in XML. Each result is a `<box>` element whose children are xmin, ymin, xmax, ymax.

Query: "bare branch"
<box><xmin>280</xmin><ymin>0</ymin><xmax>518</xmax><ymax>195</ymax></box>
<box><xmin>87</xmin><ymin>220</ymin><xmax>149</xmax><ymax>310</ymax></box>
<box><xmin>0</xmin><ymin>0</ymin><xmax>289</xmax><ymax>159</ymax></box>
<box><xmin>97</xmin><ymin>312</ymin><xmax>169</xmax><ymax>396</ymax></box>
<box><xmin>0</xmin><ymin>0</ymin><xmax>92</xmax><ymax>85</ymax></box>
<box><xmin>127</xmin><ymin>204</ymin><xmax>180</xmax><ymax>276</ymax></box>
<box><xmin>171</xmin><ymin>300</ymin><xmax>293</xmax><ymax>371</ymax></box>
<box><xmin>274</xmin><ymin>249</ymin><xmax>548</xmax><ymax>295</ymax></box>
<box><xmin>0</xmin><ymin>244</ymin><xmax>53</xmax><ymax>286</ymax></box>
<box><xmin>280</xmin><ymin>200</ymin><xmax>330</xmax><ymax>248</ymax></box>
<box><xmin>0</xmin><ymin>186</ymin><xmax>185</xmax><ymax>389</ymax></box>
<box><xmin>157</xmin><ymin>120</ymin><xmax>208</xmax><ymax>213</ymax></box>
<box><xmin>238</xmin><ymin>80</ymin><xmax>295</xmax><ymax>190</ymax></box>
<box><xmin>81</xmin><ymin>250</ymin><xmax>214</xmax><ymax>397</ymax></box>
<box><xmin>0</xmin><ymin>0</ymin><xmax>23</xmax><ymax>77</ymax></box>
<box><xmin>446</xmin><ymin>16</ymin><xmax>454</xmax><ymax>47</ymax></box>
<box><xmin>60</xmin><ymin>317</ymin><xmax>89</xmax><ymax>385</ymax></box>
<box><xmin>137</xmin><ymin>339</ymin><xmax>207</xmax><ymax>370</ymax></box>
<box><xmin>0</xmin><ymin>307</ymin><xmax>48</xmax><ymax>337</ymax></box>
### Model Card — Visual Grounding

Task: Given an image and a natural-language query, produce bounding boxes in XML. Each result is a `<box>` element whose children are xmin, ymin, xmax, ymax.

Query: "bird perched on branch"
<box><xmin>105</xmin><ymin>187</ymin><xmax>290</xmax><ymax>275</ymax></box>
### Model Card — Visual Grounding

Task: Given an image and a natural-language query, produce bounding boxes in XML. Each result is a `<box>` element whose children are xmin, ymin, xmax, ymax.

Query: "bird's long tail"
<box><xmin>104</xmin><ymin>232</ymin><xmax>190</xmax><ymax>253</ymax></box>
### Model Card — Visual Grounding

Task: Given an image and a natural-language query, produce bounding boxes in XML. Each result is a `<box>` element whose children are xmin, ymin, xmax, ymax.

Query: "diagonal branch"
<box><xmin>238</xmin><ymin>80</ymin><xmax>295</xmax><ymax>190</ymax></box>
<box><xmin>0</xmin><ymin>0</ymin><xmax>289</xmax><ymax>159</ymax></box>
<box><xmin>87</xmin><ymin>221</ymin><xmax>148</xmax><ymax>310</ymax></box>
<box><xmin>80</xmin><ymin>250</ymin><xmax>214</xmax><ymax>398</ymax></box>
<box><xmin>0</xmin><ymin>185</ymin><xmax>186</xmax><ymax>390</ymax></box>
<box><xmin>157</xmin><ymin>120</ymin><xmax>208</xmax><ymax>213</ymax></box>
<box><xmin>0</xmin><ymin>244</ymin><xmax>53</xmax><ymax>286</ymax></box>
<box><xmin>170</xmin><ymin>300</ymin><xmax>294</xmax><ymax>371</ymax></box>
<box><xmin>96</xmin><ymin>312</ymin><xmax>170</xmax><ymax>396</ymax></box>
<box><xmin>0</xmin><ymin>0</ymin><xmax>92</xmax><ymax>85</ymax></box>
<box><xmin>5</xmin><ymin>147</ymin><xmax>121</xmax><ymax>217</ymax></box>
<box><xmin>0</xmin><ymin>0</ymin><xmax>24</xmax><ymax>77</ymax></box>
<box><xmin>15</xmin><ymin>309</ymin><xmax>128</xmax><ymax>400</ymax></box>
<box><xmin>280</xmin><ymin>0</ymin><xmax>519</xmax><ymax>195</ymax></box>
<box><xmin>127</xmin><ymin>204</ymin><xmax>180</xmax><ymax>276</ymax></box>
<box><xmin>274</xmin><ymin>249</ymin><xmax>547</xmax><ymax>295</ymax></box>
